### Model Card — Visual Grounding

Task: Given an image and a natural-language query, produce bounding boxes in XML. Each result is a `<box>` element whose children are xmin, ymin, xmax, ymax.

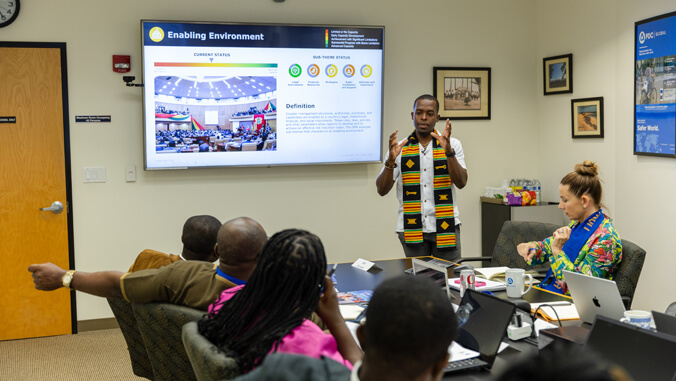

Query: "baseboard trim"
<box><xmin>77</xmin><ymin>317</ymin><xmax>119</xmax><ymax>332</ymax></box>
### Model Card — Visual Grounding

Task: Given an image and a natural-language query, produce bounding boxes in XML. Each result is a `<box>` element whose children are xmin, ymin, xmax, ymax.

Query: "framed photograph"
<box><xmin>433</xmin><ymin>67</ymin><xmax>490</xmax><ymax>120</ymax></box>
<box><xmin>571</xmin><ymin>97</ymin><xmax>604</xmax><ymax>138</ymax></box>
<box><xmin>543</xmin><ymin>54</ymin><xmax>573</xmax><ymax>95</ymax></box>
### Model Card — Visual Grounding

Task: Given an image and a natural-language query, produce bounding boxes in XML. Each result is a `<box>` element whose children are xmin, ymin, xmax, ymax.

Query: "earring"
<box><xmin>583</xmin><ymin>205</ymin><xmax>587</xmax><ymax>209</ymax></box>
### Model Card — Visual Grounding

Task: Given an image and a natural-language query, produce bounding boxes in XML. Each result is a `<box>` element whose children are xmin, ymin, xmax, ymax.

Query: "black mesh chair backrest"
<box><xmin>133</xmin><ymin>302</ymin><xmax>205</xmax><ymax>381</ymax></box>
<box><xmin>182</xmin><ymin>321</ymin><xmax>242</xmax><ymax>381</ymax></box>
<box><xmin>490</xmin><ymin>221</ymin><xmax>560</xmax><ymax>270</ymax></box>
<box><xmin>106</xmin><ymin>298</ymin><xmax>154</xmax><ymax>380</ymax></box>
<box><xmin>613</xmin><ymin>239</ymin><xmax>646</xmax><ymax>308</ymax></box>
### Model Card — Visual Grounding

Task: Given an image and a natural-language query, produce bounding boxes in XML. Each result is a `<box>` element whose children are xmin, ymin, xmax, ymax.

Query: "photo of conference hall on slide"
<box><xmin>153</xmin><ymin>74</ymin><xmax>278</xmax><ymax>153</ymax></box>
<box><xmin>154</xmin><ymin>100</ymin><xmax>278</xmax><ymax>153</ymax></box>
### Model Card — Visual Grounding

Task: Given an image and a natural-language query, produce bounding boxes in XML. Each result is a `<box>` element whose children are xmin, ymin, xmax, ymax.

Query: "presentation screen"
<box><xmin>141</xmin><ymin>20</ymin><xmax>385</xmax><ymax>169</ymax></box>
<box><xmin>635</xmin><ymin>11</ymin><xmax>676</xmax><ymax>157</ymax></box>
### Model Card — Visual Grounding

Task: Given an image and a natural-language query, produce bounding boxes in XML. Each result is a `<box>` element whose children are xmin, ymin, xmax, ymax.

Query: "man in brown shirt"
<box><xmin>28</xmin><ymin>217</ymin><xmax>267</xmax><ymax>310</ymax></box>
<box><xmin>127</xmin><ymin>215</ymin><xmax>221</xmax><ymax>272</ymax></box>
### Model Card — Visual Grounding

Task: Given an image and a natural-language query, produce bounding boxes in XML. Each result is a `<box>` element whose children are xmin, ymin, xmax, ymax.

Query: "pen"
<box><xmin>328</xmin><ymin>263</ymin><xmax>338</xmax><ymax>277</ymax></box>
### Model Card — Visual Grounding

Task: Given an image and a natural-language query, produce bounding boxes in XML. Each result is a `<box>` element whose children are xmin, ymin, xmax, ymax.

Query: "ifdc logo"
<box><xmin>360</xmin><ymin>64</ymin><xmax>373</xmax><ymax>78</ymax></box>
<box><xmin>289</xmin><ymin>64</ymin><xmax>302</xmax><ymax>78</ymax></box>
<box><xmin>639</xmin><ymin>31</ymin><xmax>646</xmax><ymax>44</ymax></box>
<box><xmin>507</xmin><ymin>278</ymin><xmax>513</xmax><ymax>285</ymax></box>
<box><xmin>307</xmin><ymin>64</ymin><xmax>320</xmax><ymax>78</ymax></box>
<box><xmin>343</xmin><ymin>64</ymin><xmax>355</xmax><ymax>78</ymax></box>
<box><xmin>149</xmin><ymin>27</ymin><xmax>165</xmax><ymax>42</ymax></box>
<box><xmin>325</xmin><ymin>64</ymin><xmax>338</xmax><ymax>78</ymax></box>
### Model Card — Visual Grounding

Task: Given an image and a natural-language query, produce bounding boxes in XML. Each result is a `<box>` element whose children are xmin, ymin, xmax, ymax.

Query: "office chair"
<box><xmin>106</xmin><ymin>298</ymin><xmax>154</xmax><ymax>380</ymax></box>
<box><xmin>459</xmin><ymin>220</ymin><xmax>558</xmax><ymax>273</ymax></box>
<box><xmin>612</xmin><ymin>239</ymin><xmax>646</xmax><ymax>309</ymax></box>
<box><xmin>133</xmin><ymin>302</ymin><xmax>205</xmax><ymax>381</ymax></box>
<box><xmin>182</xmin><ymin>321</ymin><xmax>241</xmax><ymax>381</ymax></box>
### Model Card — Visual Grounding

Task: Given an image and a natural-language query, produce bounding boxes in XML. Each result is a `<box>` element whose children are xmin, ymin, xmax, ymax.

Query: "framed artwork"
<box><xmin>571</xmin><ymin>97</ymin><xmax>604</xmax><ymax>138</ymax></box>
<box><xmin>543</xmin><ymin>54</ymin><xmax>573</xmax><ymax>95</ymax></box>
<box><xmin>433</xmin><ymin>67</ymin><xmax>491</xmax><ymax>120</ymax></box>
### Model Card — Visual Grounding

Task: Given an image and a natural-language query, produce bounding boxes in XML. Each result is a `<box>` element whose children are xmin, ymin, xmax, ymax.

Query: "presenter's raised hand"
<box><xmin>430</xmin><ymin>119</ymin><xmax>453</xmax><ymax>155</ymax></box>
<box><xmin>386</xmin><ymin>130</ymin><xmax>407</xmax><ymax>166</ymax></box>
<box><xmin>28</xmin><ymin>262</ymin><xmax>67</xmax><ymax>291</ymax></box>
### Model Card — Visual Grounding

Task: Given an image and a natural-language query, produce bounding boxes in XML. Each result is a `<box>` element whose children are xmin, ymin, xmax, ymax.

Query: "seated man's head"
<box><xmin>215</xmin><ymin>217</ymin><xmax>267</xmax><ymax>279</ymax></box>
<box><xmin>357</xmin><ymin>275</ymin><xmax>457</xmax><ymax>380</ymax></box>
<box><xmin>180</xmin><ymin>215</ymin><xmax>222</xmax><ymax>261</ymax></box>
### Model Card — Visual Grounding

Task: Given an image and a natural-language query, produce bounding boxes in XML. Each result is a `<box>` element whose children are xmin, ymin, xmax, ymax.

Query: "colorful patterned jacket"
<box><xmin>528</xmin><ymin>215</ymin><xmax>622</xmax><ymax>294</ymax></box>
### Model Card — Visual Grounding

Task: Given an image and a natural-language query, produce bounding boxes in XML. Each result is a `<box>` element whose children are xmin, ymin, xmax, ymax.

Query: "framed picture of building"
<box><xmin>433</xmin><ymin>67</ymin><xmax>491</xmax><ymax>120</ymax></box>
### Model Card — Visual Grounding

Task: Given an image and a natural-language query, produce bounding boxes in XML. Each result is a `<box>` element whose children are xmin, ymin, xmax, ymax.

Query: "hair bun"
<box><xmin>575</xmin><ymin>160</ymin><xmax>598</xmax><ymax>177</ymax></box>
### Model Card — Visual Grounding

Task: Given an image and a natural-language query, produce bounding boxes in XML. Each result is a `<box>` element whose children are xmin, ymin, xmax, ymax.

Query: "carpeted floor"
<box><xmin>0</xmin><ymin>329</ymin><xmax>145</xmax><ymax>380</ymax></box>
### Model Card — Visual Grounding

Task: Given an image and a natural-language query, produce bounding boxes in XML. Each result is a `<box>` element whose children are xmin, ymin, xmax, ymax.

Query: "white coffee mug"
<box><xmin>505</xmin><ymin>268</ymin><xmax>533</xmax><ymax>298</ymax></box>
<box><xmin>620</xmin><ymin>310</ymin><xmax>652</xmax><ymax>329</ymax></box>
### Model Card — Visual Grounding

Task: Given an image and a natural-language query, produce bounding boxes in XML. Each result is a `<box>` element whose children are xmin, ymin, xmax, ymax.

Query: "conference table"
<box><xmin>330</xmin><ymin>257</ymin><xmax>578</xmax><ymax>380</ymax></box>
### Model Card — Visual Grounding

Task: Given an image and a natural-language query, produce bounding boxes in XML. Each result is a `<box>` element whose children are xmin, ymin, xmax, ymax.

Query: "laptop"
<box><xmin>444</xmin><ymin>289</ymin><xmax>516</xmax><ymax>373</ymax></box>
<box><xmin>563</xmin><ymin>270</ymin><xmax>625</xmax><ymax>324</ymax></box>
<box><xmin>584</xmin><ymin>315</ymin><xmax>676</xmax><ymax>381</ymax></box>
<box><xmin>653</xmin><ymin>310</ymin><xmax>676</xmax><ymax>337</ymax></box>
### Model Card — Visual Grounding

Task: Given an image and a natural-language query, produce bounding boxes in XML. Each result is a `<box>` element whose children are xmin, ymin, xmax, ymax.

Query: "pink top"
<box><xmin>209</xmin><ymin>285</ymin><xmax>352</xmax><ymax>369</ymax></box>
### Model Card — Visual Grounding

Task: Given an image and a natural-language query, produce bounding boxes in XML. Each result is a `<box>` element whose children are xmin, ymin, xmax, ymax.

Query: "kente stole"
<box><xmin>540</xmin><ymin>209</ymin><xmax>604</xmax><ymax>294</ymax></box>
<box><xmin>400</xmin><ymin>131</ymin><xmax>455</xmax><ymax>248</ymax></box>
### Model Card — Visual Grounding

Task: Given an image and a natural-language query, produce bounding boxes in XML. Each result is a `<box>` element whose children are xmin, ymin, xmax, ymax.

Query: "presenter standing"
<box><xmin>376</xmin><ymin>94</ymin><xmax>468</xmax><ymax>261</ymax></box>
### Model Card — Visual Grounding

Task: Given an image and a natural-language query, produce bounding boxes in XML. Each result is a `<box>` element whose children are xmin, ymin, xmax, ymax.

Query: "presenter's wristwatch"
<box><xmin>62</xmin><ymin>270</ymin><xmax>76</xmax><ymax>290</ymax></box>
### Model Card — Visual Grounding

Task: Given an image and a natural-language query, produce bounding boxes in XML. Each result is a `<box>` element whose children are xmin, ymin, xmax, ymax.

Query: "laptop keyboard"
<box><xmin>443</xmin><ymin>357</ymin><xmax>487</xmax><ymax>373</ymax></box>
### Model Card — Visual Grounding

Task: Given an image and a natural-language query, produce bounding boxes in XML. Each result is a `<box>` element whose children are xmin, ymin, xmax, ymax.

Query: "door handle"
<box><xmin>39</xmin><ymin>201</ymin><xmax>64</xmax><ymax>214</ymax></box>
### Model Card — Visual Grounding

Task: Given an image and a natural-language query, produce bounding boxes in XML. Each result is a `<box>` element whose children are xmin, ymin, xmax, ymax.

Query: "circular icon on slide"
<box><xmin>360</xmin><ymin>64</ymin><xmax>373</xmax><ymax>78</ymax></box>
<box><xmin>289</xmin><ymin>64</ymin><xmax>302</xmax><ymax>78</ymax></box>
<box><xmin>343</xmin><ymin>64</ymin><xmax>355</xmax><ymax>78</ymax></box>
<box><xmin>307</xmin><ymin>64</ymin><xmax>320</xmax><ymax>78</ymax></box>
<box><xmin>149</xmin><ymin>27</ymin><xmax>165</xmax><ymax>42</ymax></box>
<box><xmin>325</xmin><ymin>64</ymin><xmax>338</xmax><ymax>78</ymax></box>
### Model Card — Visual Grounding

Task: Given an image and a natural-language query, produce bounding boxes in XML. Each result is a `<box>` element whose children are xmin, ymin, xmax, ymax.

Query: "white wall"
<box><xmin>2</xmin><ymin>0</ymin><xmax>671</xmax><ymax>320</ymax></box>
<box><xmin>534</xmin><ymin>0</ymin><xmax>676</xmax><ymax>313</ymax></box>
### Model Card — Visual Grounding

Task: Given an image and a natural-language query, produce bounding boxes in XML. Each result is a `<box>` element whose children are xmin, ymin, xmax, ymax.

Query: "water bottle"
<box><xmin>533</xmin><ymin>179</ymin><xmax>541</xmax><ymax>203</ymax></box>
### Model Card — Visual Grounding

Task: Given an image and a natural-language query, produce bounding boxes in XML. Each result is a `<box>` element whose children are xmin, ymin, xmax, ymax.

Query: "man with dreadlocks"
<box><xmin>230</xmin><ymin>275</ymin><xmax>458</xmax><ymax>381</ymax></box>
<box><xmin>28</xmin><ymin>217</ymin><xmax>267</xmax><ymax>311</ymax></box>
<box><xmin>198</xmin><ymin>229</ymin><xmax>363</xmax><ymax>373</ymax></box>
<box><xmin>376</xmin><ymin>94</ymin><xmax>468</xmax><ymax>261</ymax></box>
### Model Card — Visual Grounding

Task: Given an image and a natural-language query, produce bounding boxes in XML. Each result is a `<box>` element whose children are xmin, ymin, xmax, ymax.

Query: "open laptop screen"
<box><xmin>584</xmin><ymin>315</ymin><xmax>676</xmax><ymax>381</ymax></box>
<box><xmin>455</xmin><ymin>289</ymin><xmax>515</xmax><ymax>363</ymax></box>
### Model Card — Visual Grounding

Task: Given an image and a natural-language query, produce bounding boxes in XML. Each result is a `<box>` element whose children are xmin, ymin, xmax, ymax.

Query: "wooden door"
<box><xmin>0</xmin><ymin>42</ymin><xmax>74</xmax><ymax>340</ymax></box>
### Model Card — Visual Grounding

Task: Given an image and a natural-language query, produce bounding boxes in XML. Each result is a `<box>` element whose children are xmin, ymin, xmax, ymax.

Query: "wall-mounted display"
<box><xmin>571</xmin><ymin>97</ymin><xmax>603</xmax><ymax>139</ymax></box>
<box><xmin>141</xmin><ymin>20</ymin><xmax>385</xmax><ymax>169</ymax></box>
<box><xmin>432</xmin><ymin>67</ymin><xmax>490</xmax><ymax>120</ymax></box>
<box><xmin>543</xmin><ymin>54</ymin><xmax>572</xmax><ymax>95</ymax></box>
<box><xmin>635</xmin><ymin>11</ymin><xmax>676</xmax><ymax>157</ymax></box>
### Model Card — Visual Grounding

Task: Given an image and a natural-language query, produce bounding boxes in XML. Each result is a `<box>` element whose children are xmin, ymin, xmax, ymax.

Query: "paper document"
<box><xmin>339</xmin><ymin>304</ymin><xmax>365</xmax><ymax>321</ymax></box>
<box><xmin>531</xmin><ymin>302</ymin><xmax>580</xmax><ymax>321</ymax></box>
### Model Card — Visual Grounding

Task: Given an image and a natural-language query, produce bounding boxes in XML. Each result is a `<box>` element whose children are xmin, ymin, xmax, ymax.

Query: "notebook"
<box><xmin>584</xmin><ymin>315</ymin><xmax>676</xmax><ymax>381</ymax></box>
<box><xmin>562</xmin><ymin>270</ymin><xmax>625</xmax><ymax>324</ymax></box>
<box><xmin>444</xmin><ymin>289</ymin><xmax>516</xmax><ymax>373</ymax></box>
<box><xmin>652</xmin><ymin>310</ymin><xmax>676</xmax><ymax>337</ymax></box>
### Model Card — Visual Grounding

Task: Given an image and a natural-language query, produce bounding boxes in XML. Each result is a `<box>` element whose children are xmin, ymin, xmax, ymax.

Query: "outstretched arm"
<box><xmin>431</xmin><ymin>120</ymin><xmax>468</xmax><ymax>189</ymax></box>
<box><xmin>316</xmin><ymin>275</ymin><xmax>363</xmax><ymax>365</ymax></box>
<box><xmin>376</xmin><ymin>130</ymin><xmax>407</xmax><ymax>196</ymax></box>
<box><xmin>28</xmin><ymin>262</ymin><xmax>124</xmax><ymax>299</ymax></box>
